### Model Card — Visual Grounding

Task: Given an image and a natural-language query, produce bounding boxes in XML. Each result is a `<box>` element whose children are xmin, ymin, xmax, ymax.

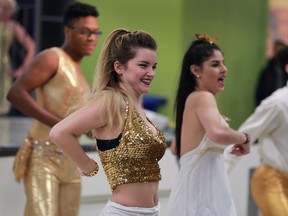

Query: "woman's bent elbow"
<box><xmin>49</xmin><ymin>126</ymin><xmax>62</xmax><ymax>145</ymax></box>
<box><xmin>6</xmin><ymin>89</ymin><xmax>15</xmax><ymax>102</ymax></box>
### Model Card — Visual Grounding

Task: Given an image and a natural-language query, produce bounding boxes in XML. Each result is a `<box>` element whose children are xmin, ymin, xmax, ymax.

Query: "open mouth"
<box><xmin>141</xmin><ymin>78</ymin><xmax>152</xmax><ymax>85</ymax></box>
<box><xmin>218</xmin><ymin>76</ymin><xmax>225</xmax><ymax>85</ymax></box>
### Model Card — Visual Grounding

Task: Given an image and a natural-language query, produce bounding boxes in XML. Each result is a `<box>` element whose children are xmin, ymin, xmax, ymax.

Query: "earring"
<box><xmin>196</xmin><ymin>75</ymin><xmax>200</xmax><ymax>78</ymax></box>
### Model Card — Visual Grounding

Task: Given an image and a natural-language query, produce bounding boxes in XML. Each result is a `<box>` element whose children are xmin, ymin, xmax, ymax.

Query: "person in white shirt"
<box><xmin>238</xmin><ymin>45</ymin><xmax>288</xmax><ymax>216</ymax></box>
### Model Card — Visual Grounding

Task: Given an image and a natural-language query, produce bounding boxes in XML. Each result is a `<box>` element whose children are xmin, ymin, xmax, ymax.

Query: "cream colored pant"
<box><xmin>24</xmin><ymin>148</ymin><xmax>81</xmax><ymax>216</ymax></box>
<box><xmin>100</xmin><ymin>200</ymin><xmax>160</xmax><ymax>216</ymax></box>
<box><xmin>251</xmin><ymin>165</ymin><xmax>288</xmax><ymax>216</ymax></box>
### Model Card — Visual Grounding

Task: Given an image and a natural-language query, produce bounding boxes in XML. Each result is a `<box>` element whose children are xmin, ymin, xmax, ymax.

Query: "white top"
<box><xmin>239</xmin><ymin>83</ymin><xmax>288</xmax><ymax>173</ymax></box>
<box><xmin>168</xmin><ymin>119</ymin><xmax>237</xmax><ymax>216</ymax></box>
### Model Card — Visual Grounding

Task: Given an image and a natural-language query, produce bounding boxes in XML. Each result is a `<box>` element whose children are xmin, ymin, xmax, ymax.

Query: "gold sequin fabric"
<box><xmin>32</xmin><ymin>139</ymin><xmax>65</xmax><ymax>164</ymax></box>
<box><xmin>251</xmin><ymin>165</ymin><xmax>288</xmax><ymax>215</ymax></box>
<box><xmin>196</xmin><ymin>147</ymin><xmax>224</xmax><ymax>156</ymax></box>
<box><xmin>15</xmin><ymin>48</ymin><xmax>85</xmax><ymax>215</ymax></box>
<box><xmin>29</xmin><ymin>47</ymin><xmax>90</xmax><ymax>140</ymax></box>
<box><xmin>0</xmin><ymin>23</ymin><xmax>13</xmax><ymax>115</ymax></box>
<box><xmin>98</xmin><ymin>105</ymin><xmax>167</xmax><ymax>191</ymax></box>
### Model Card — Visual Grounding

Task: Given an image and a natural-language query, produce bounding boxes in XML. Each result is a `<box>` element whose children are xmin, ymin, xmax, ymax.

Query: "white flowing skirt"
<box><xmin>167</xmin><ymin>150</ymin><xmax>237</xmax><ymax>216</ymax></box>
<box><xmin>99</xmin><ymin>200</ymin><xmax>160</xmax><ymax>216</ymax></box>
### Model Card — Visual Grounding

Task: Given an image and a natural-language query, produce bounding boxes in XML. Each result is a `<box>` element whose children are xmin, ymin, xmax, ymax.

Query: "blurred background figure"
<box><xmin>255</xmin><ymin>39</ymin><xmax>286</xmax><ymax>106</ymax></box>
<box><xmin>0</xmin><ymin>0</ymin><xmax>35</xmax><ymax>116</ymax></box>
<box><xmin>266</xmin><ymin>0</ymin><xmax>288</xmax><ymax>58</ymax></box>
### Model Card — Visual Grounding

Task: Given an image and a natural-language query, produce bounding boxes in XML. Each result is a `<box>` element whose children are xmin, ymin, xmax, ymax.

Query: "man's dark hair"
<box><xmin>63</xmin><ymin>2</ymin><xmax>99</xmax><ymax>26</ymax></box>
<box><xmin>276</xmin><ymin>45</ymin><xmax>288</xmax><ymax>81</ymax></box>
<box><xmin>277</xmin><ymin>46</ymin><xmax>288</xmax><ymax>72</ymax></box>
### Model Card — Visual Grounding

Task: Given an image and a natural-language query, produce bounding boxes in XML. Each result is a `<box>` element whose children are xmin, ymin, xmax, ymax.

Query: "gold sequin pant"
<box><xmin>23</xmin><ymin>149</ymin><xmax>81</xmax><ymax>216</ymax></box>
<box><xmin>251</xmin><ymin>165</ymin><xmax>288</xmax><ymax>216</ymax></box>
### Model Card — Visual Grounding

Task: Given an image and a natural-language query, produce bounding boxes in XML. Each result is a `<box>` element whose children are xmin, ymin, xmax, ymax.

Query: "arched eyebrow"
<box><xmin>209</xmin><ymin>59</ymin><xmax>224</xmax><ymax>64</ymax></box>
<box><xmin>138</xmin><ymin>60</ymin><xmax>149</xmax><ymax>64</ymax></box>
<box><xmin>137</xmin><ymin>60</ymin><xmax>158</xmax><ymax>65</ymax></box>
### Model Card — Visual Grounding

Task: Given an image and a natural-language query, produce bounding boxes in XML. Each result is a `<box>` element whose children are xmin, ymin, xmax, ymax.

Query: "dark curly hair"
<box><xmin>63</xmin><ymin>2</ymin><xmax>99</xmax><ymax>27</ymax></box>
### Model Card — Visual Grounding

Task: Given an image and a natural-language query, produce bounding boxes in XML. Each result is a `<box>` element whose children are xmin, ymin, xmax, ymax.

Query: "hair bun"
<box><xmin>195</xmin><ymin>33</ymin><xmax>218</xmax><ymax>44</ymax></box>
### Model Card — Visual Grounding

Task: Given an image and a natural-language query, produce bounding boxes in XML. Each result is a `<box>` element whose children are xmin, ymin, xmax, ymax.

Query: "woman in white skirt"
<box><xmin>168</xmin><ymin>34</ymin><xmax>250</xmax><ymax>216</ymax></box>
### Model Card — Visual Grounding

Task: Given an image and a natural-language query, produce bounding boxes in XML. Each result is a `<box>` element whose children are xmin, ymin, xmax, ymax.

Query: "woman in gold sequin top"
<box><xmin>168</xmin><ymin>34</ymin><xmax>250</xmax><ymax>216</ymax></box>
<box><xmin>50</xmin><ymin>28</ymin><xmax>167</xmax><ymax>216</ymax></box>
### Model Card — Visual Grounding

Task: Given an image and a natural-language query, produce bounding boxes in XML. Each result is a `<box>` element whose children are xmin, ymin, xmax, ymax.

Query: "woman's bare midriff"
<box><xmin>111</xmin><ymin>181</ymin><xmax>159</xmax><ymax>208</ymax></box>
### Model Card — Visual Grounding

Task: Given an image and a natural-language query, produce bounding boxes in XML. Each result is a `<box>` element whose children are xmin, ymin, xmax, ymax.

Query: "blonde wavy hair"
<box><xmin>89</xmin><ymin>28</ymin><xmax>157</xmax><ymax>129</ymax></box>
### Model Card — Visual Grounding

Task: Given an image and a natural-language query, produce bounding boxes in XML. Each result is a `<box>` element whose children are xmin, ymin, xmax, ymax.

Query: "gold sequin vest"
<box><xmin>97</xmin><ymin>105</ymin><xmax>167</xmax><ymax>191</ymax></box>
<box><xmin>28</xmin><ymin>47</ymin><xmax>90</xmax><ymax>140</ymax></box>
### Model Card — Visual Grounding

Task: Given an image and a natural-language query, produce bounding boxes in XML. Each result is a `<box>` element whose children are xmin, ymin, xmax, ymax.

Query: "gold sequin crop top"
<box><xmin>96</xmin><ymin>105</ymin><xmax>167</xmax><ymax>191</ymax></box>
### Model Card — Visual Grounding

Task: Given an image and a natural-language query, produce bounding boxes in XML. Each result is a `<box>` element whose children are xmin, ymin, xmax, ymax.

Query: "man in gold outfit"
<box><xmin>7</xmin><ymin>2</ymin><xmax>101</xmax><ymax>215</ymax></box>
